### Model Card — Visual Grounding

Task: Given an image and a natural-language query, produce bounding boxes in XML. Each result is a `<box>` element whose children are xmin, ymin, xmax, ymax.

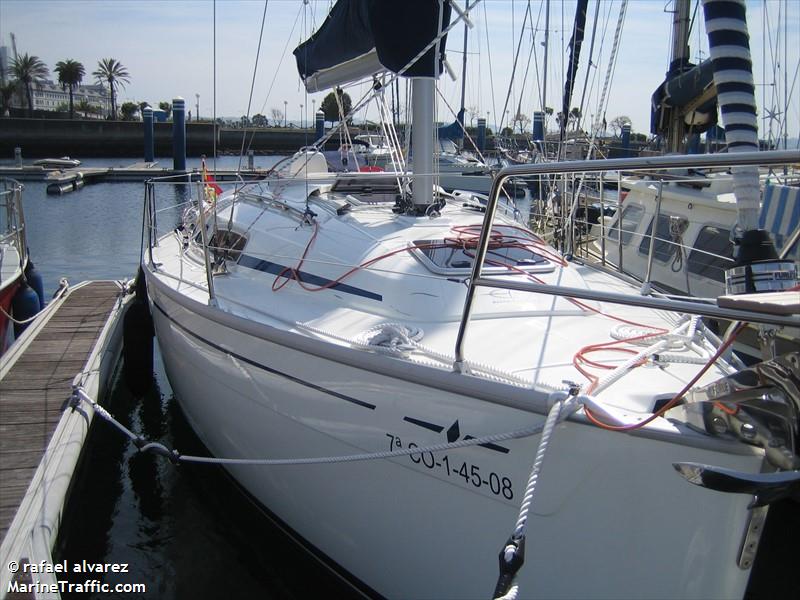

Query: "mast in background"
<box><xmin>666</xmin><ymin>0</ymin><xmax>691</xmax><ymax>153</ymax></box>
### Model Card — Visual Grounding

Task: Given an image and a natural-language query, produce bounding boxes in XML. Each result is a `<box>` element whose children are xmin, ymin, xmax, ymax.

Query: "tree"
<box><xmin>466</xmin><ymin>105</ymin><xmax>480</xmax><ymax>127</ymax></box>
<box><xmin>513</xmin><ymin>111</ymin><xmax>530</xmax><ymax>134</ymax></box>
<box><xmin>609</xmin><ymin>115</ymin><xmax>631</xmax><ymax>137</ymax></box>
<box><xmin>93</xmin><ymin>58</ymin><xmax>130</xmax><ymax>119</ymax></box>
<box><xmin>0</xmin><ymin>81</ymin><xmax>16</xmax><ymax>117</ymax></box>
<box><xmin>10</xmin><ymin>53</ymin><xmax>49</xmax><ymax>116</ymax></box>
<box><xmin>54</xmin><ymin>59</ymin><xmax>85</xmax><ymax>119</ymax></box>
<box><xmin>252</xmin><ymin>113</ymin><xmax>267</xmax><ymax>127</ymax></box>
<box><xmin>320</xmin><ymin>89</ymin><xmax>352</xmax><ymax>125</ymax></box>
<box><xmin>120</xmin><ymin>101</ymin><xmax>139</xmax><ymax>121</ymax></box>
<box><xmin>76</xmin><ymin>98</ymin><xmax>99</xmax><ymax>118</ymax></box>
<box><xmin>138</xmin><ymin>101</ymin><xmax>149</xmax><ymax>114</ymax></box>
<box><xmin>159</xmin><ymin>101</ymin><xmax>172</xmax><ymax>120</ymax></box>
<box><xmin>270</xmin><ymin>108</ymin><xmax>284</xmax><ymax>124</ymax></box>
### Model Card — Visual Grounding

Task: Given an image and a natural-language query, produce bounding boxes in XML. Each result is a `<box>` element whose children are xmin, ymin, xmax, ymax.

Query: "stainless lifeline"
<box><xmin>454</xmin><ymin>149</ymin><xmax>800</xmax><ymax>368</ymax></box>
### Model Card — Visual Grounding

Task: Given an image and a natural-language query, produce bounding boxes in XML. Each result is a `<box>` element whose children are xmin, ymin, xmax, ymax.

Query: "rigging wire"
<box><xmin>483</xmin><ymin>1</ymin><xmax>498</xmax><ymax>132</ymax></box>
<box><xmin>236</xmin><ymin>0</ymin><xmax>270</xmax><ymax>176</ymax></box>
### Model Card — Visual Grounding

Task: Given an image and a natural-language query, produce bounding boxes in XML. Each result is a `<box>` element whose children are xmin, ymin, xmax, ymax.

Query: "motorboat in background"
<box><xmin>32</xmin><ymin>157</ymin><xmax>81</xmax><ymax>169</ymax></box>
<box><xmin>142</xmin><ymin>1</ymin><xmax>800</xmax><ymax>598</ymax></box>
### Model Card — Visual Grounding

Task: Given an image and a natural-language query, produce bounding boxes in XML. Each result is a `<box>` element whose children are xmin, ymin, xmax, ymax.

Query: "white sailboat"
<box><xmin>143</xmin><ymin>1</ymin><xmax>800</xmax><ymax>597</ymax></box>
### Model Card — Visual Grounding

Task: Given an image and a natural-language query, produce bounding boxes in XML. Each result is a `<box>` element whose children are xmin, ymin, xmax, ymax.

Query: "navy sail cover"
<box><xmin>294</xmin><ymin>0</ymin><xmax>452</xmax><ymax>82</ymax></box>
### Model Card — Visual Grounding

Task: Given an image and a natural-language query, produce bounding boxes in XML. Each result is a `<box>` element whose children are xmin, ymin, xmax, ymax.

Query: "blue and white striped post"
<box><xmin>621</xmin><ymin>123</ymin><xmax>631</xmax><ymax>156</ymax></box>
<box><xmin>172</xmin><ymin>97</ymin><xmax>186</xmax><ymax>171</ymax></box>
<box><xmin>315</xmin><ymin>110</ymin><xmax>325</xmax><ymax>142</ymax></box>
<box><xmin>143</xmin><ymin>106</ymin><xmax>154</xmax><ymax>163</ymax></box>
<box><xmin>702</xmin><ymin>0</ymin><xmax>790</xmax><ymax>291</ymax></box>
<box><xmin>476</xmin><ymin>117</ymin><xmax>486</xmax><ymax>153</ymax></box>
<box><xmin>532</xmin><ymin>111</ymin><xmax>545</xmax><ymax>141</ymax></box>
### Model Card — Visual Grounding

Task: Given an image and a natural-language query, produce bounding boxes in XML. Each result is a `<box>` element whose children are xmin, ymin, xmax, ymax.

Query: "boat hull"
<box><xmin>148</xmin><ymin>271</ymin><xmax>761</xmax><ymax>599</ymax></box>
<box><xmin>0</xmin><ymin>280</ymin><xmax>20</xmax><ymax>354</ymax></box>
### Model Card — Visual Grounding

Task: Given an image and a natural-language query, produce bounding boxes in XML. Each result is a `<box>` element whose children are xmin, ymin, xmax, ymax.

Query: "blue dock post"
<box><xmin>532</xmin><ymin>111</ymin><xmax>545</xmax><ymax>142</ymax></box>
<box><xmin>476</xmin><ymin>117</ymin><xmax>486</xmax><ymax>153</ymax></box>
<box><xmin>143</xmin><ymin>106</ymin><xmax>154</xmax><ymax>163</ymax></box>
<box><xmin>621</xmin><ymin>123</ymin><xmax>631</xmax><ymax>157</ymax></box>
<box><xmin>315</xmin><ymin>111</ymin><xmax>325</xmax><ymax>142</ymax></box>
<box><xmin>172</xmin><ymin>97</ymin><xmax>186</xmax><ymax>171</ymax></box>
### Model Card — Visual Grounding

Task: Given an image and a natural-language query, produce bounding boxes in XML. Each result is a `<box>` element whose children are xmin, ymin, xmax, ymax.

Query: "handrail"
<box><xmin>453</xmin><ymin>149</ymin><xmax>800</xmax><ymax>369</ymax></box>
<box><xmin>0</xmin><ymin>179</ymin><xmax>27</xmax><ymax>271</ymax></box>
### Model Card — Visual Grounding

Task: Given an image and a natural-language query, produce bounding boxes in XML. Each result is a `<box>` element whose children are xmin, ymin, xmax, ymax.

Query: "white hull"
<box><xmin>148</xmin><ymin>273</ymin><xmax>759</xmax><ymax>599</ymax></box>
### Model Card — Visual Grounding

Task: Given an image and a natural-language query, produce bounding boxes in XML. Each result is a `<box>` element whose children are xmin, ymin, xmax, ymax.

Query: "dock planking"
<box><xmin>0</xmin><ymin>281</ymin><xmax>120</xmax><ymax>542</ymax></box>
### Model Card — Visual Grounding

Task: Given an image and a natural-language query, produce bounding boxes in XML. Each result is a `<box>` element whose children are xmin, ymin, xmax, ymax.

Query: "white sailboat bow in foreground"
<box><xmin>143</xmin><ymin>150</ymin><xmax>800</xmax><ymax>599</ymax></box>
<box><xmin>142</xmin><ymin>1</ymin><xmax>800</xmax><ymax>597</ymax></box>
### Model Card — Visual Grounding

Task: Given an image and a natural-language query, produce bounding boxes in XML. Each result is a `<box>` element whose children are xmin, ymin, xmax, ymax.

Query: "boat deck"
<box><xmin>0</xmin><ymin>280</ymin><xmax>121</xmax><ymax>540</ymax></box>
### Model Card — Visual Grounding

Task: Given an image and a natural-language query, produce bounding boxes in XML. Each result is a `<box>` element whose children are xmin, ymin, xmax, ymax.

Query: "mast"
<box><xmin>412</xmin><ymin>78</ymin><xmax>436</xmax><ymax>210</ymax></box>
<box><xmin>666</xmin><ymin>0</ymin><xmax>691</xmax><ymax>153</ymax></box>
<box><xmin>701</xmin><ymin>0</ymin><xmax>793</xmax><ymax>294</ymax></box>
<box><xmin>459</xmin><ymin>0</ymin><xmax>469</xmax><ymax>116</ymax></box>
<box><xmin>560</xmin><ymin>0</ymin><xmax>589</xmax><ymax>144</ymax></box>
<box><xmin>459</xmin><ymin>0</ymin><xmax>470</xmax><ymax>149</ymax></box>
<box><xmin>542</xmin><ymin>0</ymin><xmax>550</xmax><ymax>120</ymax></box>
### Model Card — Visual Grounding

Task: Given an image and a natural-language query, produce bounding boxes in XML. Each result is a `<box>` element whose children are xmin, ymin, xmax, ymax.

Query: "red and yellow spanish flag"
<box><xmin>201</xmin><ymin>157</ymin><xmax>223</xmax><ymax>199</ymax></box>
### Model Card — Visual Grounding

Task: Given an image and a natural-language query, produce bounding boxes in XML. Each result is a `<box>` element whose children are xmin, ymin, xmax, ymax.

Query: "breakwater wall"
<box><xmin>0</xmin><ymin>118</ymin><xmax>342</xmax><ymax>158</ymax></box>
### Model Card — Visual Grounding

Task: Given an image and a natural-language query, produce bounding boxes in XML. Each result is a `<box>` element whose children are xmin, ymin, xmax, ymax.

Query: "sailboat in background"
<box><xmin>584</xmin><ymin>0</ymin><xmax>799</xmax><ymax>302</ymax></box>
<box><xmin>142</xmin><ymin>1</ymin><xmax>799</xmax><ymax>598</ymax></box>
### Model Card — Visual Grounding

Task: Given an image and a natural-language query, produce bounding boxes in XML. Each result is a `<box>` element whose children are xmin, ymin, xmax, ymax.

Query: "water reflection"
<box><xmin>54</xmin><ymin>344</ymin><xmax>356</xmax><ymax>599</ymax></box>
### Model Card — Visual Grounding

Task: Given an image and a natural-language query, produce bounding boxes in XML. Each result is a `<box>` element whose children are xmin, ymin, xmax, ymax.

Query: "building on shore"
<box><xmin>0</xmin><ymin>46</ymin><xmax>9</xmax><ymax>84</ymax></box>
<box><xmin>30</xmin><ymin>80</ymin><xmax>108</xmax><ymax>117</ymax></box>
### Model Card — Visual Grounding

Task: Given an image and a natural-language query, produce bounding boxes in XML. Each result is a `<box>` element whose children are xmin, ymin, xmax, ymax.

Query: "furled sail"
<box><xmin>650</xmin><ymin>58</ymin><xmax>718</xmax><ymax>136</ymax></box>
<box><xmin>294</xmin><ymin>0</ymin><xmax>452</xmax><ymax>92</ymax></box>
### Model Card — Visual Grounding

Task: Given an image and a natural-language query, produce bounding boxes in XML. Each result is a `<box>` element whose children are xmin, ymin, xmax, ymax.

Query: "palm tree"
<box><xmin>76</xmin><ymin>98</ymin><xmax>101</xmax><ymax>119</ymax></box>
<box><xmin>10</xmin><ymin>53</ymin><xmax>49</xmax><ymax>116</ymax></box>
<box><xmin>92</xmin><ymin>58</ymin><xmax>130</xmax><ymax>120</ymax></box>
<box><xmin>54</xmin><ymin>59</ymin><xmax>85</xmax><ymax>119</ymax></box>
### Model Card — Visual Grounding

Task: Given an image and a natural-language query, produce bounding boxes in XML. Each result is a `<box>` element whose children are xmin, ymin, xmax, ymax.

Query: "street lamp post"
<box><xmin>283</xmin><ymin>100</ymin><xmax>287</xmax><ymax>127</ymax></box>
<box><xmin>300</xmin><ymin>104</ymin><xmax>304</xmax><ymax>128</ymax></box>
<box><xmin>195</xmin><ymin>93</ymin><xmax>200</xmax><ymax>121</ymax></box>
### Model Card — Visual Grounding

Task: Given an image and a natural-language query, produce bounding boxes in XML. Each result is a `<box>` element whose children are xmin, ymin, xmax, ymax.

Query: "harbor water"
<box><xmin>4</xmin><ymin>156</ymin><xmax>354</xmax><ymax>599</ymax></box>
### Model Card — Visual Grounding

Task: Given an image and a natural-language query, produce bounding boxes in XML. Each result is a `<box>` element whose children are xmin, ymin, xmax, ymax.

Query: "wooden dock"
<box><xmin>0</xmin><ymin>281</ymin><xmax>122</xmax><ymax>541</ymax></box>
<box><xmin>0</xmin><ymin>163</ymin><xmax>271</xmax><ymax>184</ymax></box>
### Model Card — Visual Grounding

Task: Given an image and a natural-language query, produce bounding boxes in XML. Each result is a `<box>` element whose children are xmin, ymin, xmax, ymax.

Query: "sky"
<box><xmin>1</xmin><ymin>0</ymin><xmax>798</xmax><ymax>141</ymax></box>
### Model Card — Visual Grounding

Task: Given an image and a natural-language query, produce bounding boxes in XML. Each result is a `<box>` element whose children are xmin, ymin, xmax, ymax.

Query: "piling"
<box><xmin>621</xmin><ymin>123</ymin><xmax>631</xmax><ymax>157</ymax></box>
<box><xmin>143</xmin><ymin>106</ymin><xmax>154</xmax><ymax>163</ymax></box>
<box><xmin>14</xmin><ymin>147</ymin><xmax>22</xmax><ymax>167</ymax></box>
<box><xmin>172</xmin><ymin>97</ymin><xmax>186</xmax><ymax>171</ymax></box>
<box><xmin>532</xmin><ymin>112</ymin><xmax>545</xmax><ymax>141</ymax></box>
<box><xmin>315</xmin><ymin>111</ymin><xmax>325</xmax><ymax>142</ymax></box>
<box><xmin>476</xmin><ymin>117</ymin><xmax>486</xmax><ymax>153</ymax></box>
